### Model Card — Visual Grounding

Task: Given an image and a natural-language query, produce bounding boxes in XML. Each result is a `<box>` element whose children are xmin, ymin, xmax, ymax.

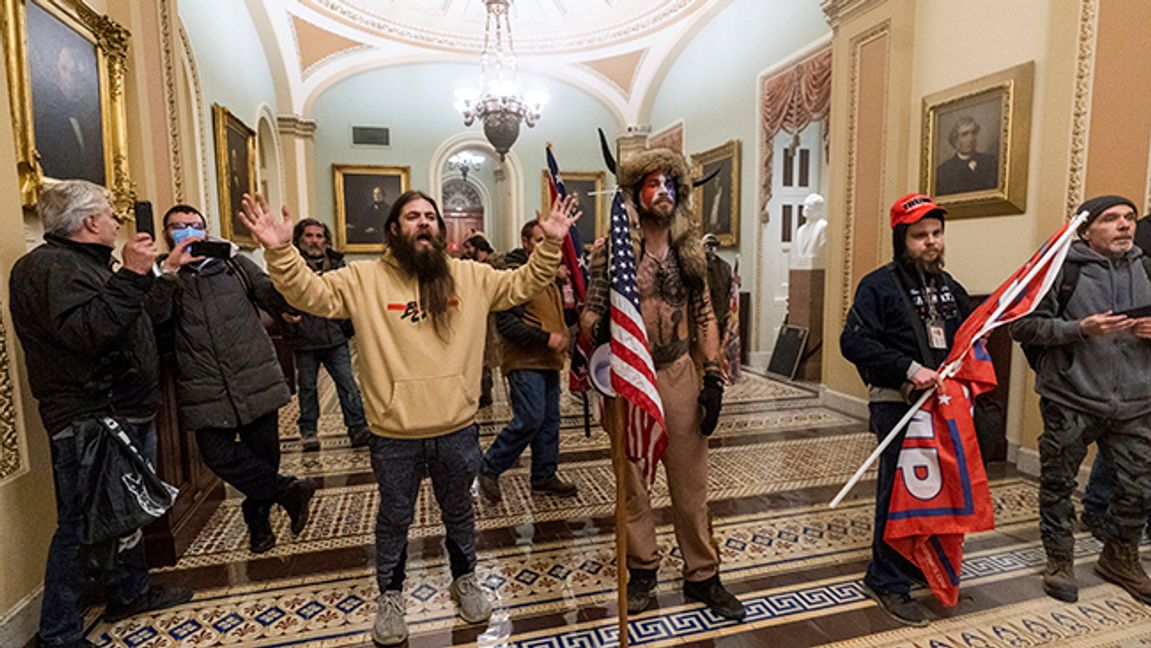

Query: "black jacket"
<box><xmin>841</xmin><ymin>262</ymin><xmax>970</xmax><ymax>390</ymax></box>
<box><xmin>281</xmin><ymin>247</ymin><xmax>354</xmax><ymax>351</ymax></box>
<box><xmin>9</xmin><ymin>235</ymin><xmax>159</xmax><ymax>433</ymax></box>
<box><xmin>146</xmin><ymin>255</ymin><xmax>290</xmax><ymax>430</ymax></box>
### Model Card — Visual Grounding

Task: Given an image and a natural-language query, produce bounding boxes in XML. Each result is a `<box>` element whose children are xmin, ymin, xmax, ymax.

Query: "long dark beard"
<box><xmin>390</xmin><ymin>232</ymin><xmax>456</xmax><ymax>334</ymax></box>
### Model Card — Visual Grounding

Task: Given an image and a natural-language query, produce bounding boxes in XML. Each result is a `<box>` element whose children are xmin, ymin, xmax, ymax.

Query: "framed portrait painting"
<box><xmin>3</xmin><ymin>0</ymin><xmax>133</xmax><ymax>214</ymax></box>
<box><xmin>334</xmin><ymin>164</ymin><xmax>410</xmax><ymax>253</ymax></box>
<box><xmin>541</xmin><ymin>170</ymin><xmax>604</xmax><ymax>249</ymax></box>
<box><xmin>213</xmin><ymin>104</ymin><xmax>257</xmax><ymax>248</ymax></box>
<box><xmin>691</xmin><ymin>139</ymin><xmax>741</xmax><ymax>247</ymax></box>
<box><xmin>921</xmin><ymin>61</ymin><xmax>1034</xmax><ymax>218</ymax></box>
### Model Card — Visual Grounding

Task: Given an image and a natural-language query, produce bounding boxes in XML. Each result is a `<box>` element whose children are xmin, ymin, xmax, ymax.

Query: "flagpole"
<box><xmin>608</xmin><ymin>397</ymin><xmax>630</xmax><ymax>648</ymax></box>
<box><xmin>828</xmin><ymin>211</ymin><xmax>1087</xmax><ymax>508</ymax></box>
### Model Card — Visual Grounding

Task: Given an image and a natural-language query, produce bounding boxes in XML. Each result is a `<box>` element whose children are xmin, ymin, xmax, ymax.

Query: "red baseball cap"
<box><xmin>890</xmin><ymin>193</ymin><xmax>947</xmax><ymax>229</ymax></box>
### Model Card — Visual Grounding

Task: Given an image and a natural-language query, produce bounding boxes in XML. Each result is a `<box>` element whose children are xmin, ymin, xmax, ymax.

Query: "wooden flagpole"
<box><xmin>607</xmin><ymin>397</ymin><xmax>630</xmax><ymax>648</ymax></box>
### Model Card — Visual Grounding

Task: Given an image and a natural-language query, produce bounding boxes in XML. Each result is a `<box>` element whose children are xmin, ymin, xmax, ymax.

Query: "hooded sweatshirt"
<box><xmin>264</xmin><ymin>239</ymin><xmax>562</xmax><ymax>438</ymax></box>
<box><xmin>1011</xmin><ymin>240</ymin><xmax>1151</xmax><ymax>419</ymax></box>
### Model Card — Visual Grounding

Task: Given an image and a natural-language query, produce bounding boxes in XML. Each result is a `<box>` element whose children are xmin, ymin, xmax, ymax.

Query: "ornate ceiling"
<box><xmin>247</xmin><ymin>0</ymin><xmax>732</xmax><ymax>122</ymax></box>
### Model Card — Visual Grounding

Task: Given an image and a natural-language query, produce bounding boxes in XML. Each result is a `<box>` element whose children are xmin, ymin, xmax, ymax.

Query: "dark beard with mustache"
<box><xmin>389</xmin><ymin>229</ymin><xmax>457</xmax><ymax>336</ymax></box>
<box><xmin>638</xmin><ymin>198</ymin><xmax>675</xmax><ymax>228</ymax></box>
<box><xmin>900</xmin><ymin>249</ymin><xmax>946</xmax><ymax>275</ymax></box>
<box><xmin>391</xmin><ymin>230</ymin><xmax>450</xmax><ymax>281</ymax></box>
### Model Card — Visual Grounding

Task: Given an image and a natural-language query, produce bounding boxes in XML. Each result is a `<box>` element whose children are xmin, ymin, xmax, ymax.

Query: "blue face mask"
<box><xmin>170</xmin><ymin>226</ymin><xmax>205</xmax><ymax>246</ymax></box>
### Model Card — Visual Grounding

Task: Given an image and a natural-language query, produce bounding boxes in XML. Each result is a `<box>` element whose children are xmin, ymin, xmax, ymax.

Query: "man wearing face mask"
<box><xmin>146</xmin><ymin>205</ymin><xmax>316</xmax><ymax>556</ymax></box>
<box><xmin>1012</xmin><ymin>195</ymin><xmax>1151</xmax><ymax>606</ymax></box>
<box><xmin>281</xmin><ymin>218</ymin><xmax>371</xmax><ymax>451</ymax></box>
<box><xmin>841</xmin><ymin>194</ymin><xmax>971</xmax><ymax>627</ymax></box>
<box><xmin>580</xmin><ymin>148</ymin><xmax>744</xmax><ymax>622</ymax></box>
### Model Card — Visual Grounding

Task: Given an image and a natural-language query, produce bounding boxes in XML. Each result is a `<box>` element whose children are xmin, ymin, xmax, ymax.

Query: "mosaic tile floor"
<box><xmin>81</xmin><ymin>369</ymin><xmax>1151</xmax><ymax>647</ymax></box>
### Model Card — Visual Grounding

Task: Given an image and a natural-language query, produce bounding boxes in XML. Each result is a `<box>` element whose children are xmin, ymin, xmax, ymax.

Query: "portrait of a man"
<box><xmin>27</xmin><ymin>1</ymin><xmax>105</xmax><ymax>185</ymax></box>
<box><xmin>691</xmin><ymin>139</ymin><xmax>741</xmax><ymax>246</ymax></box>
<box><xmin>334</xmin><ymin>165</ymin><xmax>409</xmax><ymax>252</ymax></box>
<box><xmin>934</xmin><ymin>115</ymin><xmax>999</xmax><ymax>195</ymax></box>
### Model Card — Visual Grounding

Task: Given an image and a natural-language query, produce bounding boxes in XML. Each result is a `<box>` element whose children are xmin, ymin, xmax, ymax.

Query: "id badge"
<box><xmin>928</xmin><ymin>323</ymin><xmax>947</xmax><ymax>349</ymax></box>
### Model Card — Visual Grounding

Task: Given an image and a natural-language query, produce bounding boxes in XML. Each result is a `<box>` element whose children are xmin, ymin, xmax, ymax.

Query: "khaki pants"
<box><xmin>620</xmin><ymin>354</ymin><xmax>720</xmax><ymax>582</ymax></box>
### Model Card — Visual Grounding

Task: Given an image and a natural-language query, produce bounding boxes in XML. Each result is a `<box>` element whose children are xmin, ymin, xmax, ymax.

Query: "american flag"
<box><xmin>607</xmin><ymin>190</ymin><xmax>667</xmax><ymax>485</ymax></box>
<box><xmin>546</xmin><ymin>145</ymin><xmax>592</xmax><ymax>392</ymax></box>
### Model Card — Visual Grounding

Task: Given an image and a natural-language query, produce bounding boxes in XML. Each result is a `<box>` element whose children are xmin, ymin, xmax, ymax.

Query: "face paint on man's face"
<box><xmin>640</xmin><ymin>172</ymin><xmax>676</xmax><ymax>210</ymax></box>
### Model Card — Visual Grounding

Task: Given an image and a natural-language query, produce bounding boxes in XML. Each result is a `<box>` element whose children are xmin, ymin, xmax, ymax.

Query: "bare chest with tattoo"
<box><xmin>637</xmin><ymin>250</ymin><xmax>691</xmax><ymax>365</ymax></box>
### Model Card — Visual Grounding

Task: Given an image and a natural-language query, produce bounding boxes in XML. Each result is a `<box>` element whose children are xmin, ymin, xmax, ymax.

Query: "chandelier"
<box><xmin>448</xmin><ymin>151</ymin><xmax>484</xmax><ymax>182</ymax></box>
<box><xmin>454</xmin><ymin>0</ymin><xmax>546</xmax><ymax>161</ymax></box>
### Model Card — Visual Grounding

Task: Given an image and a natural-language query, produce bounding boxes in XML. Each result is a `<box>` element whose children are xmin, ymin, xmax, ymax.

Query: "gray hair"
<box><xmin>39</xmin><ymin>180</ymin><xmax>112</xmax><ymax>237</ymax></box>
<box><xmin>947</xmin><ymin>116</ymin><xmax>980</xmax><ymax>149</ymax></box>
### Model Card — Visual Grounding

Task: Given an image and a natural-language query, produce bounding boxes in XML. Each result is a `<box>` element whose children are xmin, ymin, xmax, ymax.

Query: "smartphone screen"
<box><xmin>189</xmin><ymin>240</ymin><xmax>232</xmax><ymax>258</ymax></box>
<box><xmin>134</xmin><ymin>201</ymin><xmax>155</xmax><ymax>239</ymax></box>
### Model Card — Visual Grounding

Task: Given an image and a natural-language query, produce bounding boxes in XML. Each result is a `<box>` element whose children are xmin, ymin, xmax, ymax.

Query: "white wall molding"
<box><xmin>0</xmin><ymin>586</ymin><xmax>42</xmax><ymax>648</ymax></box>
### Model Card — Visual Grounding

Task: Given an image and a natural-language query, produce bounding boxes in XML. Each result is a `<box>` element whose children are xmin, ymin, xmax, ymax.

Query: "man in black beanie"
<box><xmin>841</xmin><ymin>193</ymin><xmax>971</xmax><ymax>626</ymax></box>
<box><xmin>1012</xmin><ymin>194</ymin><xmax>1151</xmax><ymax>606</ymax></box>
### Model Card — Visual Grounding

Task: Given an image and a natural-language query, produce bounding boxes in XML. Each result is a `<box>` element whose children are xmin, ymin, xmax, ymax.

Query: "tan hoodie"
<box><xmin>264</xmin><ymin>239</ymin><xmax>562</xmax><ymax>438</ymax></box>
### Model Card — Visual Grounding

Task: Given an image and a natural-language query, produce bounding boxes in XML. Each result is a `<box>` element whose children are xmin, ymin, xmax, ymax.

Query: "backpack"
<box><xmin>1021</xmin><ymin>256</ymin><xmax>1151</xmax><ymax>369</ymax></box>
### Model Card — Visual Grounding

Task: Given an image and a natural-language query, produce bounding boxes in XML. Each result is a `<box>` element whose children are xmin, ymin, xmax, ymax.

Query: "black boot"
<box><xmin>277</xmin><ymin>478</ymin><xmax>317</xmax><ymax>536</ymax></box>
<box><xmin>684</xmin><ymin>574</ymin><xmax>746</xmax><ymax>621</ymax></box>
<box><xmin>241</xmin><ymin>499</ymin><xmax>275</xmax><ymax>554</ymax></box>
<box><xmin>627</xmin><ymin>567</ymin><xmax>657</xmax><ymax>614</ymax></box>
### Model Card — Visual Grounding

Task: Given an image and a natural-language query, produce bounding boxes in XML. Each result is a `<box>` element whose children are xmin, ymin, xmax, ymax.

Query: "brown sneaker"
<box><xmin>1096</xmin><ymin>542</ymin><xmax>1151</xmax><ymax>604</ymax></box>
<box><xmin>1042</xmin><ymin>558</ymin><xmax>1078</xmax><ymax>602</ymax></box>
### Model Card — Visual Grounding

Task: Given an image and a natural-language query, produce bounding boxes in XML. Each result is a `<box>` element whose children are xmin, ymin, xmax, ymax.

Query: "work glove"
<box><xmin>698</xmin><ymin>373</ymin><xmax>724</xmax><ymax>436</ymax></box>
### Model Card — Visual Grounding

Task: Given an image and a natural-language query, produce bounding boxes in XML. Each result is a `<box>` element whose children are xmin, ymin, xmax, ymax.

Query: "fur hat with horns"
<box><xmin>617</xmin><ymin>147</ymin><xmax>707</xmax><ymax>291</ymax></box>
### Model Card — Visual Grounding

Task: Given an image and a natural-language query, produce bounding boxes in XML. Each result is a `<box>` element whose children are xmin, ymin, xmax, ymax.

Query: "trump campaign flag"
<box><xmin>606</xmin><ymin>190</ymin><xmax>667</xmax><ymax>485</ymax></box>
<box><xmin>545</xmin><ymin>144</ymin><xmax>592</xmax><ymax>392</ymax></box>
<box><xmin>883</xmin><ymin>211</ymin><xmax>1088</xmax><ymax>607</ymax></box>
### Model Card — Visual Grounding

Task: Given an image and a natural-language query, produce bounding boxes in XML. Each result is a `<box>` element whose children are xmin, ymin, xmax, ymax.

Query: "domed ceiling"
<box><xmin>248</xmin><ymin>0</ymin><xmax>732</xmax><ymax>121</ymax></box>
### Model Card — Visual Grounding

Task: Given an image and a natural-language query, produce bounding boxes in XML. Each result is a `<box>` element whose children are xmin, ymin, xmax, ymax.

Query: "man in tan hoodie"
<box><xmin>239</xmin><ymin>190</ymin><xmax>579</xmax><ymax>646</ymax></box>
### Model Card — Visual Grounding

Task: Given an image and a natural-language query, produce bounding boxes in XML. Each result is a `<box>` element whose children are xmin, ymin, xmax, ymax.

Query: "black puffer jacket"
<box><xmin>9</xmin><ymin>235</ymin><xmax>160</xmax><ymax>433</ymax></box>
<box><xmin>281</xmin><ymin>248</ymin><xmax>354</xmax><ymax>351</ymax></box>
<box><xmin>147</xmin><ymin>254</ymin><xmax>290</xmax><ymax>430</ymax></box>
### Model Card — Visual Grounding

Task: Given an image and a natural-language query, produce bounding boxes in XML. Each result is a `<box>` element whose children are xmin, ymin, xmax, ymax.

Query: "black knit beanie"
<box><xmin>1075</xmin><ymin>194</ymin><xmax>1137</xmax><ymax>237</ymax></box>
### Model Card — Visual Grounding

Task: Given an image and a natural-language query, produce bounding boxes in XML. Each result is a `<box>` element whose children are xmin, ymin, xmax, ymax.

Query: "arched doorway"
<box><xmin>441</xmin><ymin>178</ymin><xmax>485</xmax><ymax>254</ymax></box>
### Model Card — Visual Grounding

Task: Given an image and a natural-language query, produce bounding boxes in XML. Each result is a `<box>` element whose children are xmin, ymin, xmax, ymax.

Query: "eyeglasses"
<box><xmin>167</xmin><ymin>222</ymin><xmax>205</xmax><ymax>231</ymax></box>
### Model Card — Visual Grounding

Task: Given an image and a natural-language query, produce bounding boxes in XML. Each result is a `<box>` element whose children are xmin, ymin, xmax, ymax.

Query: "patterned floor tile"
<box><xmin>95</xmin><ymin>480</ymin><xmax>1047</xmax><ymax>647</ymax></box>
<box><xmin>171</xmin><ymin>433</ymin><xmax>880</xmax><ymax>567</ymax></box>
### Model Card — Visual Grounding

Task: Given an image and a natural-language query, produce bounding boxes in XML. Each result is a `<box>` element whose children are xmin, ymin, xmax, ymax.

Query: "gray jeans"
<box><xmin>368</xmin><ymin>424</ymin><xmax>482</xmax><ymax>592</ymax></box>
<box><xmin>1038</xmin><ymin>398</ymin><xmax>1151</xmax><ymax>558</ymax></box>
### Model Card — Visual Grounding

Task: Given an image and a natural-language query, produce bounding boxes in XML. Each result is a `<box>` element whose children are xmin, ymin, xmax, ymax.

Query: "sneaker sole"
<box><xmin>859</xmin><ymin>583</ymin><xmax>929</xmax><ymax>627</ymax></box>
<box><xmin>370</xmin><ymin>628</ymin><xmax>408</xmax><ymax>646</ymax></box>
<box><xmin>1094</xmin><ymin>564</ymin><xmax>1151</xmax><ymax>604</ymax></box>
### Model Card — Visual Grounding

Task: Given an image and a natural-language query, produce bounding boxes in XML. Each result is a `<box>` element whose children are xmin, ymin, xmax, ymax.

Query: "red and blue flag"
<box><xmin>546</xmin><ymin>144</ymin><xmax>592</xmax><ymax>392</ymax></box>
<box><xmin>884</xmin><ymin>213</ymin><xmax>1085</xmax><ymax>606</ymax></box>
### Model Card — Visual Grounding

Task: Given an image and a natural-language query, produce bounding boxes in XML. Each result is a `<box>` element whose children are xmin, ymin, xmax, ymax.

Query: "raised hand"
<box><xmin>121</xmin><ymin>233</ymin><xmax>159</xmax><ymax>275</ymax></box>
<box><xmin>539</xmin><ymin>194</ymin><xmax>582</xmax><ymax>242</ymax></box>
<box><xmin>239</xmin><ymin>193</ymin><xmax>293</xmax><ymax>249</ymax></box>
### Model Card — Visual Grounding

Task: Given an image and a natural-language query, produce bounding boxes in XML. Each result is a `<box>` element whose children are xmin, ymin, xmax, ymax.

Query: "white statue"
<box><xmin>792</xmin><ymin>193</ymin><xmax>827</xmax><ymax>269</ymax></box>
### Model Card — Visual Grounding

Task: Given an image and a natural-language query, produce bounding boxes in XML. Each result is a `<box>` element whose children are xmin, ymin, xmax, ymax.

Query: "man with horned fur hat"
<box><xmin>581</xmin><ymin>147</ymin><xmax>746</xmax><ymax>621</ymax></box>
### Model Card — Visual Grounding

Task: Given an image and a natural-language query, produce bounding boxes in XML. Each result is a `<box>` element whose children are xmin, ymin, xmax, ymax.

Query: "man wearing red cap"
<box><xmin>840</xmin><ymin>193</ymin><xmax>971</xmax><ymax>626</ymax></box>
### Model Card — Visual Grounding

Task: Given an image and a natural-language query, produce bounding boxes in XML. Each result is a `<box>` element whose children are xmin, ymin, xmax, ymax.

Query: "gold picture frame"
<box><xmin>333</xmin><ymin>164</ymin><xmax>410</xmax><ymax>253</ymax></box>
<box><xmin>691</xmin><ymin>139</ymin><xmax>741</xmax><ymax>247</ymax></box>
<box><xmin>3</xmin><ymin>0</ymin><xmax>133</xmax><ymax>216</ymax></box>
<box><xmin>541</xmin><ymin>170</ymin><xmax>605</xmax><ymax>248</ymax></box>
<box><xmin>920</xmin><ymin>61</ymin><xmax>1034</xmax><ymax>218</ymax></box>
<box><xmin>212</xmin><ymin>104</ymin><xmax>257</xmax><ymax>248</ymax></box>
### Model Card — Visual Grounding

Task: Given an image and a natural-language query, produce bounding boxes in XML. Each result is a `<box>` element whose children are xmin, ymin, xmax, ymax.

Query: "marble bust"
<box><xmin>792</xmin><ymin>193</ymin><xmax>827</xmax><ymax>269</ymax></box>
